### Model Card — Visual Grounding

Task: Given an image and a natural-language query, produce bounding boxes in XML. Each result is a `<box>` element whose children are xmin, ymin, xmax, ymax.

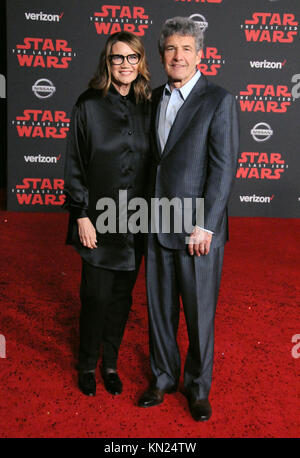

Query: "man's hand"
<box><xmin>77</xmin><ymin>217</ymin><xmax>98</xmax><ymax>249</ymax></box>
<box><xmin>188</xmin><ymin>227</ymin><xmax>212</xmax><ymax>256</ymax></box>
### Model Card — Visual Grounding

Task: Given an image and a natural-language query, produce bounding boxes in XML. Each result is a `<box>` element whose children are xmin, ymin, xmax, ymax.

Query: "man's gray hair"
<box><xmin>158</xmin><ymin>17</ymin><xmax>204</xmax><ymax>54</ymax></box>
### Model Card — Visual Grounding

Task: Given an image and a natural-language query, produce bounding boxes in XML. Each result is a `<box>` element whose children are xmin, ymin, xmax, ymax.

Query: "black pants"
<box><xmin>78</xmin><ymin>250</ymin><xmax>142</xmax><ymax>372</ymax></box>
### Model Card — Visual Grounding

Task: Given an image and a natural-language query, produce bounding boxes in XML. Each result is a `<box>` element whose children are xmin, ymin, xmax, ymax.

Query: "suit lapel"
<box><xmin>160</xmin><ymin>75</ymin><xmax>209</xmax><ymax>160</ymax></box>
<box><xmin>150</xmin><ymin>86</ymin><xmax>164</xmax><ymax>161</ymax></box>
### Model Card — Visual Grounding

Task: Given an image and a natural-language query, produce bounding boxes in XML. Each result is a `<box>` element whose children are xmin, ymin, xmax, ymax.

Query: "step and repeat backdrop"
<box><xmin>6</xmin><ymin>0</ymin><xmax>300</xmax><ymax>216</ymax></box>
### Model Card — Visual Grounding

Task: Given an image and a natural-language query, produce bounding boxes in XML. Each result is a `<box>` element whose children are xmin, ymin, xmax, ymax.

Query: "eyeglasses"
<box><xmin>109</xmin><ymin>54</ymin><xmax>140</xmax><ymax>65</ymax></box>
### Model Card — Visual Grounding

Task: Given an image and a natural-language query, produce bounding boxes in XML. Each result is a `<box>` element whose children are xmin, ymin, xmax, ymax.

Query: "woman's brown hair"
<box><xmin>89</xmin><ymin>31</ymin><xmax>151</xmax><ymax>102</ymax></box>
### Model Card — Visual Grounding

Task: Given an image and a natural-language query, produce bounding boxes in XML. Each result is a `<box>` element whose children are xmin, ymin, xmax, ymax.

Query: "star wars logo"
<box><xmin>12</xmin><ymin>178</ymin><xmax>65</xmax><ymax>206</ymax></box>
<box><xmin>12</xmin><ymin>110</ymin><xmax>70</xmax><ymax>139</ymax></box>
<box><xmin>198</xmin><ymin>47</ymin><xmax>225</xmax><ymax>76</ymax></box>
<box><xmin>236</xmin><ymin>152</ymin><xmax>288</xmax><ymax>180</ymax></box>
<box><xmin>241</xmin><ymin>13</ymin><xmax>298</xmax><ymax>43</ymax></box>
<box><xmin>237</xmin><ymin>84</ymin><xmax>293</xmax><ymax>113</ymax></box>
<box><xmin>90</xmin><ymin>5</ymin><xmax>152</xmax><ymax>36</ymax></box>
<box><xmin>13</xmin><ymin>38</ymin><xmax>76</xmax><ymax>68</ymax></box>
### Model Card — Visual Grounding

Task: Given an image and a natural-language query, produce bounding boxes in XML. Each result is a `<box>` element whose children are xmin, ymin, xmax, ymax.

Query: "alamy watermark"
<box><xmin>95</xmin><ymin>191</ymin><xmax>204</xmax><ymax>242</ymax></box>
<box><xmin>291</xmin><ymin>334</ymin><xmax>300</xmax><ymax>359</ymax></box>
<box><xmin>0</xmin><ymin>334</ymin><xmax>6</xmax><ymax>358</ymax></box>
<box><xmin>292</xmin><ymin>74</ymin><xmax>300</xmax><ymax>99</ymax></box>
<box><xmin>0</xmin><ymin>74</ymin><xmax>6</xmax><ymax>98</ymax></box>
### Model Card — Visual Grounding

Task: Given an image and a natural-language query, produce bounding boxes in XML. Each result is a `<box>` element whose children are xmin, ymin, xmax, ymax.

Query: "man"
<box><xmin>138</xmin><ymin>17</ymin><xmax>239</xmax><ymax>421</ymax></box>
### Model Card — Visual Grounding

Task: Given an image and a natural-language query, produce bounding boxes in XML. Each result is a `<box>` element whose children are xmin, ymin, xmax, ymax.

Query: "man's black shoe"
<box><xmin>78</xmin><ymin>371</ymin><xmax>96</xmax><ymax>397</ymax></box>
<box><xmin>138</xmin><ymin>386</ymin><xmax>176</xmax><ymax>408</ymax></box>
<box><xmin>187</xmin><ymin>397</ymin><xmax>212</xmax><ymax>422</ymax></box>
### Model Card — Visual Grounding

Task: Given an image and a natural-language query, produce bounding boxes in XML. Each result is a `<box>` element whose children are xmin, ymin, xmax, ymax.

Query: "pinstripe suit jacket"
<box><xmin>149</xmin><ymin>75</ymin><xmax>239</xmax><ymax>250</ymax></box>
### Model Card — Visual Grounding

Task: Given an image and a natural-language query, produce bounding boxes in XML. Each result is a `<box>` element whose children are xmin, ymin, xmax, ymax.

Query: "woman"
<box><xmin>64</xmin><ymin>32</ymin><xmax>151</xmax><ymax>397</ymax></box>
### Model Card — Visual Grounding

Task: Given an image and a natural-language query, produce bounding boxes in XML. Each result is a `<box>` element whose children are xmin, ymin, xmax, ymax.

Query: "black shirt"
<box><xmin>64</xmin><ymin>84</ymin><xmax>150</xmax><ymax>270</ymax></box>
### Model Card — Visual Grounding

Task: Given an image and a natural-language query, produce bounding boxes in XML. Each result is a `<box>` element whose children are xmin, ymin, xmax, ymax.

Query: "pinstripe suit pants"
<box><xmin>146</xmin><ymin>233</ymin><xmax>224</xmax><ymax>400</ymax></box>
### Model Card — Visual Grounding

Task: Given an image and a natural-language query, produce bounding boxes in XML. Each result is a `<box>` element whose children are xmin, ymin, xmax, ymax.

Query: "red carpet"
<box><xmin>0</xmin><ymin>211</ymin><xmax>299</xmax><ymax>438</ymax></box>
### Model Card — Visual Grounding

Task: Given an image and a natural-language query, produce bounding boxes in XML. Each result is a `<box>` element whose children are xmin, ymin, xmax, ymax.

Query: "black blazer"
<box><xmin>149</xmin><ymin>75</ymin><xmax>239</xmax><ymax>250</ymax></box>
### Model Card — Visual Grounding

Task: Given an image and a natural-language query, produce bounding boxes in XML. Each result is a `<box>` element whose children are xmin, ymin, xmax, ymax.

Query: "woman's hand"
<box><xmin>77</xmin><ymin>217</ymin><xmax>98</xmax><ymax>249</ymax></box>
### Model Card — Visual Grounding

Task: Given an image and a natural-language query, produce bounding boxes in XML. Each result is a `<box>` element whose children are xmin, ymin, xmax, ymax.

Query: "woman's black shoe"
<box><xmin>78</xmin><ymin>371</ymin><xmax>96</xmax><ymax>396</ymax></box>
<box><xmin>102</xmin><ymin>371</ymin><xmax>123</xmax><ymax>395</ymax></box>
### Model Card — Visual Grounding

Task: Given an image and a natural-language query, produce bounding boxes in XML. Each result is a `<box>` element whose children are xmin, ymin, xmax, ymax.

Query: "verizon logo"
<box><xmin>24</xmin><ymin>154</ymin><xmax>61</xmax><ymax>164</ymax></box>
<box><xmin>250</xmin><ymin>59</ymin><xmax>286</xmax><ymax>69</ymax></box>
<box><xmin>240</xmin><ymin>194</ymin><xmax>275</xmax><ymax>203</ymax></box>
<box><xmin>24</xmin><ymin>12</ymin><xmax>64</xmax><ymax>22</ymax></box>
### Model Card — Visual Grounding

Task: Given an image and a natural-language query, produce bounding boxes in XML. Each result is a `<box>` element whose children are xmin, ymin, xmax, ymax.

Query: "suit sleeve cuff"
<box><xmin>195</xmin><ymin>225</ymin><xmax>214</xmax><ymax>235</ymax></box>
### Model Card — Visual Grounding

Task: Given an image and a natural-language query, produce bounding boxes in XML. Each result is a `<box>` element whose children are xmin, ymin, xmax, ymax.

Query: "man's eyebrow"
<box><xmin>165</xmin><ymin>44</ymin><xmax>193</xmax><ymax>48</ymax></box>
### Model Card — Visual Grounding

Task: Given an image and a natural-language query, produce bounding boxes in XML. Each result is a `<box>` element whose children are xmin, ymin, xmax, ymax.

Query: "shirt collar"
<box><xmin>164</xmin><ymin>70</ymin><xmax>201</xmax><ymax>100</ymax></box>
<box><xmin>109</xmin><ymin>83</ymin><xmax>136</xmax><ymax>103</ymax></box>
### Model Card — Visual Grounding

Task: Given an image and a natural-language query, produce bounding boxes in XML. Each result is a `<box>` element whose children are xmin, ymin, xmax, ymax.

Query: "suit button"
<box><xmin>128</xmin><ymin>130</ymin><xmax>133</xmax><ymax>135</ymax></box>
<box><xmin>122</xmin><ymin>167</ymin><xmax>133</xmax><ymax>175</ymax></box>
